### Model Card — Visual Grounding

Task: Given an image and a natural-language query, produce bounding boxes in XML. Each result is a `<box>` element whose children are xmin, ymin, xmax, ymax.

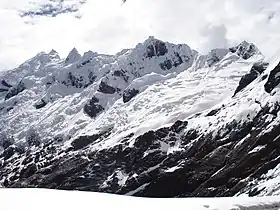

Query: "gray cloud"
<box><xmin>200</xmin><ymin>24</ymin><xmax>228</xmax><ymax>51</ymax></box>
<box><xmin>1</xmin><ymin>0</ymin><xmax>280</xmax><ymax>70</ymax></box>
<box><xmin>19</xmin><ymin>0</ymin><xmax>86</xmax><ymax>18</ymax></box>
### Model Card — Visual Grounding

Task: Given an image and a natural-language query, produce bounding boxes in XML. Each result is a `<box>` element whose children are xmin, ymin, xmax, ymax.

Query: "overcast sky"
<box><xmin>1</xmin><ymin>0</ymin><xmax>280</xmax><ymax>70</ymax></box>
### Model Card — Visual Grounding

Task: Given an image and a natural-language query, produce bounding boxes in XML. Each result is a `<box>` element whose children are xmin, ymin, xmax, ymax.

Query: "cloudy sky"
<box><xmin>1</xmin><ymin>0</ymin><xmax>280</xmax><ymax>70</ymax></box>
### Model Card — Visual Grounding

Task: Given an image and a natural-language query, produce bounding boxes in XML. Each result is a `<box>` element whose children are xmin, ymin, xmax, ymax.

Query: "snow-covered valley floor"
<box><xmin>0</xmin><ymin>189</ymin><xmax>280</xmax><ymax>210</ymax></box>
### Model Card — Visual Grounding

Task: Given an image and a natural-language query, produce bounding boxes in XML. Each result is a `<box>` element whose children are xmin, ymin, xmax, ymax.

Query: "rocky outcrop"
<box><xmin>71</xmin><ymin>129</ymin><xmax>112</xmax><ymax>151</ymax></box>
<box><xmin>26</xmin><ymin>129</ymin><xmax>41</xmax><ymax>147</ymax></box>
<box><xmin>5</xmin><ymin>81</ymin><xmax>25</xmax><ymax>100</ymax></box>
<box><xmin>83</xmin><ymin>96</ymin><xmax>104</xmax><ymax>118</ymax></box>
<box><xmin>264</xmin><ymin>62</ymin><xmax>280</xmax><ymax>93</ymax></box>
<box><xmin>0</xmin><ymin>88</ymin><xmax>8</xmax><ymax>92</ymax></box>
<box><xmin>61</xmin><ymin>72</ymin><xmax>86</xmax><ymax>88</ymax></box>
<box><xmin>159</xmin><ymin>53</ymin><xmax>184</xmax><ymax>70</ymax></box>
<box><xmin>98</xmin><ymin>81</ymin><xmax>116</xmax><ymax>94</ymax></box>
<box><xmin>159</xmin><ymin>59</ymin><xmax>173</xmax><ymax>70</ymax></box>
<box><xmin>1</xmin><ymin>80</ymin><xmax>12</xmax><ymax>88</ymax></box>
<box><xmin>0</xmin><ymin>135</ymin><xmax>15</xmax><ymax>150</ymax></box>
<box><xmin>229</xmin><ymin>41</ymin><xmax>260</xmax><ymax>60</ymax></box>
<box><xmin>34</xmin><ymin>99</ymin><xmax>47</xmax><ymax>109</ymax></box>
<box><xmin>113</xmin><ymin>70</ymin><xmax>129</xmax><ymax>82</ymax></box>
<box><xmin>145</xmin><ymin>39</ymin><xmax>168</xmax><ymax>58</ymax></box>
<box><xmin>234</xmin><ymin>62</ymin><xmax>268</xmax><ymax>96</ymax></box>
<box><xmin>123</xmin><ymin>89</ymin><xmax>139</xmax><ymax>103</ymax></box>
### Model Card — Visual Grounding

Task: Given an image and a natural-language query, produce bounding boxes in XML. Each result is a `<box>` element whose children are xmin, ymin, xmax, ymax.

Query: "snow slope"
<box><xmin>1</xmin><ymin>189</ymin><xmax>280</xmax><ymax>210</ymax></box>
<box><xmin>0</xmin><ymin>37</ymin><xmax>262</xmax><ymax>148</ymax></box>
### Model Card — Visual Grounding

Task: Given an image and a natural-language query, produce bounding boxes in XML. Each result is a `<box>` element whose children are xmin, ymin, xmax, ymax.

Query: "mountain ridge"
<box><xmin>1</xmin><ymin>37</ymin><xmax>279</xmax><ymax>197</ymax></box>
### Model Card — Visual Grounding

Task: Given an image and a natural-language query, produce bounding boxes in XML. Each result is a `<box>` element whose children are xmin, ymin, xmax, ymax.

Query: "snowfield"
<box><xmin>0</xmin><ymin>37</ymin><xmax>264</xmax><ymax>149</ymax></box>
<box><xmin>1</xmin><ymin>189</ymin><xmax>280</xmax><ymax>210</ymax></box>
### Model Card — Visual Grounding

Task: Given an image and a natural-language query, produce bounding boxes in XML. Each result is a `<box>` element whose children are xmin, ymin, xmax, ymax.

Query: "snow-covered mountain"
<box><xmin>0</xmin><ymin>36</ymin><xmax>280</xmax><ymax>197</ymax></box>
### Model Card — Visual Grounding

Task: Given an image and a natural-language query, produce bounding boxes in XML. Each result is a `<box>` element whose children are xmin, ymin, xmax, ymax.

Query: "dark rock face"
<box><xmin>83</xmin><ymin>96</ymin><xmax>104</xmax><ymax>118</ymax></box>
<box><xmin>0</xmin><ymin>88</ymin><xmax>8</xmax><ymax>92</ymax></box>
<box><xmin>2</xmin><ymin>146</ymin><xmax>16</xmax><ymax>160</ymax></box>
<box><xmin>71</xmin><ymin>135</ymin><xmax>100</xmax><ymax>151</ymax></box>
<box><xmin>113</xmin><ymin>70</ymin><xmax>129</xmax><ymax>82</ymax></box>
<box><xmin>229</xmin><ymin>41</ymin><xmax>260</xmax><ymax>60</ymax></box>
<box><xmin>1</xmin><ymin>144</ymin><xmax>24</xmax><ymax>160</ymax></box>
<box><xmin>206</xmin><ymin>108</ymin><xmax>221</xmax><ymax>117</ymax></box>
<box><xmin>34</xmin><ymin>99</ymin><xmax>47</xmax><ymax>109</ymax></box>
<box><xmin>160</xmin><ymin>60</ymin><xmax>173</xmax><ymax>70</ymax></box>
<box><xmin>0</xmin><ymin>136</ymin><xmax>15</xmax><ymax>150</ymax></box>
<box><xmin>159</xmin><ymin>52</ymin><xmax>184</xmax><ymax>70</ymax></box>
<box><xmin>173</xmin><ymin>53</ymin><xmax>184</xmax><ymax>67</ymax></box>
<box><xmin>2</xmin><ymin>140</ymin><xmax>13</xmax><ymax>150</ymax></box>
<box><xmin>71</xmin><ymin>129</ymin><xmax>112</xmax><ymax>151</ymax></box>
<box><xmin>5</xmin><ymin>81</ymin><xmax>25</xmax><ymax>100</ymax></box>
<box><xmin>88</xmin><ymin>72</ymin><xmax>97</xmax><ymax>85</ymax></box>
<box><xmin>26</xmin><ymin>129</ymin><xmax>41</xmax><ymax>147</ymax></box>
<box><xmin>234</xmin><ymin>62</ymin><xmax>268</xmax><ymax>96</ymax></box>
<box><xmin>98</xmin><ymin>81</ymin><xmax>116</xmax><ymax>94</ymax></box>
<box><xmin>62</xmin><ymin>72</ymin><xmax>85</xmax><ymax>88</ymax></box>
<box><xmin>60</xmin><ymin>71</ymin><xmax>96</xmax><ymax>88</ymax></box>
<box><xmin>264</xmin><ymin>62</ymin><xmax>280</xmax><ymax>93</ymax></box>
<box><xmin>1</xmin><ymin>80</ymin><xmax>12</xmax><ymax>88</ymax></box>
<box><xmin>76</xmin><ymin>57</ymin><xmax>93</xmax><ymax>68</ymax></box>
<box><xmin>146</xmin><ymin>40</ymin><xmax>168</xmax><ymax>58</ymax></box>
<box><xmin>123</xmin><ymin>89</ymin><xmax>139</xmax><ymax>103</ymax></box>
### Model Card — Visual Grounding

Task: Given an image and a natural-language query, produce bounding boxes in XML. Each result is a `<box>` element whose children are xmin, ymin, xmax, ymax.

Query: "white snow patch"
<box><xmin>165</xmin><ymin>165</ymin><xmax>182</xmax><ymax>173</ymax></box>
<box><xmin>249</xmin><ymin>145</ymin><xmax>266</xmax><ymax>154</ymax></box>
<box><xmin>116</xmin><ymin>171</ymin><xmax>129</xmax><ymax>186</ymax></box>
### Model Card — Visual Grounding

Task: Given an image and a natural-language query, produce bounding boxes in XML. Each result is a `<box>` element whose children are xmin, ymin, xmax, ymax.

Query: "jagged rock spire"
<box><xmin>229</xmin><ymin>41</ymin><xmax>261</xmax><ymax>60</ymax></box>
<box><xmin>65</xmin><ymin>48</ymin><xmax>81</xmax><ymax>64</ymax></box>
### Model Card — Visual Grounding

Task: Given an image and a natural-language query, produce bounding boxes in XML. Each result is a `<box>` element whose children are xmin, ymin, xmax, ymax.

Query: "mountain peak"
<box><xmin>229</xmin><ymin>41</ymin><xmax>261</xmax><ymax>60</ymax></box>
<box><xmin>49</xmin><ymin>49</ymin><xmax>58</xmax><ymax>55</ymax></box>
<box><xmin>65</xmin><ymin>48</ymin><xmax>81</xmax><ymax>64</ymax></box>
<box><xmin>143</xmin><ymin>36</ymin><xmax>159</xmax><ymax>44</ymax></box>
<box><xmin>82</xmin><ymin>50</ymin><xmax>98</xmax><ymax>59</ymax></box>
<box><xmin>133</xmin><ymin>36</ymin><xmax>170</xmax><ymax>59</ymax></box>
<box><xmin>49</xmin><ymin>49</ymin><xmax>60</xmax><ymax>59</ymax></box>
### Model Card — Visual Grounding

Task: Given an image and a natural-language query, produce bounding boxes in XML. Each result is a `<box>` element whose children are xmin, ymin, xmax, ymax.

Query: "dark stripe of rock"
<box><xmin>146</xmin><ymin>40</ymin><xmax>168</xmax><ymax>58</ymax></box>
<box><xmin>264</xmin><ymin>61</ymin><xmax>280</xmax><ymax>93</ymax></box>
<box><xmin>1</xmin><ymin>80</ymin><xmax>13</xmax><ymax>88</ymax></box>
<box><xmin>98</xmin><ymin>81</ymin><xmax>116</xmax><ymax>94</ymax></box>
<box><xmin>234</xmin><ymin>62</ymin><xmax>268</xmax><ymax>96</ymax></box>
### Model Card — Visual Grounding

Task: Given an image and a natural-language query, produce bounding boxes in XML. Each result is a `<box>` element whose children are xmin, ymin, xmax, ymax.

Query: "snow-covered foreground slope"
<box><xmin>1</xmin><ymin>37</ymin><xmax>280</xmax><ymax>197</ymax></box>
<box><xmin>1</xmin><ymin>189</ymin><xmax>280</xmax><ymax>210</ymax></box>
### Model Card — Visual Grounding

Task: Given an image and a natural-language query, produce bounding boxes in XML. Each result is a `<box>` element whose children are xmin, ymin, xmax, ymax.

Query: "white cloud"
<box><xmin>1</xmin><ymin>0</ymin><xmax>280</xmax><ymax>70</ymax></box>
<box><xmin>200</xmin><ymin>24</ymin><xmax>228</xmax><ymax>52</ymax></box>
